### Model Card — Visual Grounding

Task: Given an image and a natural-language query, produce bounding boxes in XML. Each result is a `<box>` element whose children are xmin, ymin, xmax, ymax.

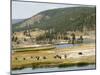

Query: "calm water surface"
<box><xmin>12</xmin><ymin>64</ymin><xmax>95</xmax><ymax>74</ymax></box>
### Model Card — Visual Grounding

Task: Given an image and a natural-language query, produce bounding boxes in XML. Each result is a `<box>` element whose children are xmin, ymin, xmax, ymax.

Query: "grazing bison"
<box><xmin>78</xmin><ymin>52</ymin><xmax>83</xmax><ymax>55</ymax></box>
<box><xmin>35</xmin><ymin>56</ymin><xmax>40</xmax><ymax>60</ymax></box>
<box><xmin>54</xmin><ymin>55</ymin><xmax>62</xmax><ymax>59</ymax></box>
<box><xmin>23</xmin><ymin>57</ymin><xmax>26</xmax><ymax>60</ymax></box>
<box><xmin>15</xmin><ymin>57</ymin><xmax>18</xmax><ymax>60</ymax></box>
<box><xmin>64</xmin><ymin>54</ymin><xmax>67</xmax><ymax>58</ymax></box>
<box><xmin>30</xmin><ymin>56</ymin><xmax>33</xmax><ymax>58</ymax></box>
<box><xmin>43</xmin><ymin>56</ymin><xmax>47</xmax><ymax>59</ymax></box>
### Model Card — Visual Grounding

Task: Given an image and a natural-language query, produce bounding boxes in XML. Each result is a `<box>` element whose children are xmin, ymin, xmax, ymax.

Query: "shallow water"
<box><xmin>12</xmin><ymin>64</ymin><xmax>95</xmax><ymax>74</ymax></box>
<box><xmin>55</xmin><ymin>44</ymin><xmax>78</xmax><ymax>48</ymax></box>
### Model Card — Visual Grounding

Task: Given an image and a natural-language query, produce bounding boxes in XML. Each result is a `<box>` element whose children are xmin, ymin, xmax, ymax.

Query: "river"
<box><xmin>55</xmin><ymin>44</ymin><xmax>78</xmax><ymax>48</ymax></box>
<box><xmin>12</xmin><ymin>64</ymin><xmax>95</xmax><ymax>74</ymax></box>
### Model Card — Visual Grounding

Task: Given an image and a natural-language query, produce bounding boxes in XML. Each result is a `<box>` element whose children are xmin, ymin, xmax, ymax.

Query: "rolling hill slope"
<box><xmin>12</xmin><ymin>6</ymin><xmax>96</xmax><ymax>32</ymax></box>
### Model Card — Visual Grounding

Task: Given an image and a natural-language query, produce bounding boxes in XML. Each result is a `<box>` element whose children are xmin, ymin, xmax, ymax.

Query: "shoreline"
<box><xmin>12</xmin><ymin>44</ymin><xmax>96</xmax><ymax>70</ymax></box>
<box><xmin>12</xmin><ymin>64</ymin><xmax>95</xmax><ymax>74</ymax></box>
<box><xmin>12</xmin><ymin>55</ymin><xmax>96</xmax><ymax>70</ymax></box>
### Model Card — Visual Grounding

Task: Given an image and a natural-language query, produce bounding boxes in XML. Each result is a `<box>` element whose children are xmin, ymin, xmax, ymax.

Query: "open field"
<box><xmin>12</xmin><ymin>43</ymin><xmax>96</xmax><ymax>70</ymax></box>
<box><xmin>12</xmin><ymin>55</ymin><xmax>95</xmax><ymax>70</ymax></box>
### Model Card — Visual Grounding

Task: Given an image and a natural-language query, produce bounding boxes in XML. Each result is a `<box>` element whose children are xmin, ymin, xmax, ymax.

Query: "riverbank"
<box><xmin>12</xmin><ymin>43</ymin><xmax>96</xmax><ymax>70</ymax></box>
<box><xmin>12</xmin><ymin>64</ymin><xmax>95</xmax><ymax>74</ymax></box>
<box><xmin>12</xmin><ymin>55</ymin><xmax>95</xmax><ymax>70</ymax></box>
<box><xmin>13</xmin><ymin>45</ymin><xmax>55</xmax><ymax>52</ymax></box>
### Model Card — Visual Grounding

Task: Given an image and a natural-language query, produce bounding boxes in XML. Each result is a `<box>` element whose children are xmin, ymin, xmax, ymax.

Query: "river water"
<box><xmin>55</xmin><ymin>44</ymin><xmax>78</xmax><ymax>48</ymax></box>
<box><xmin>12</xmin><ymin>64</ymin><xmax>95</xmax><ymax>74</ymax></box>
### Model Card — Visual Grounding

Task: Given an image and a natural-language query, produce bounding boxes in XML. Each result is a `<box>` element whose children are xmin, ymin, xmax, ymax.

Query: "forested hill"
<box><xmin>12</xmin><ymin>19</ymin><xmax>25</xmax><ymax>24</ymax></box>
<box><xmin>12</xmin><ymin>6</ymin><xmax>96</xmax><ymax>32</ymax></box>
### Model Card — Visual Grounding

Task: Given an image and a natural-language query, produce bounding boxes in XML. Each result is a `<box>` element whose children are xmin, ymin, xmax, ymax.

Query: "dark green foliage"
<box><xmin>79</xmin><ymin>35</ymin><xmax>83</xmax><ymax>43</ymax></box>
<box><xmin>24</xmin><ymin>38</ymin><xmax>27</xmax><ymax>41</ymax></box>
<box><xmin>58</xmin><ymin>62</ymin><xmax>90</xmax><ymax>68</ymax></box>
<box><xmin>23</xmin><ymin>30</ymin><xmax>27</xmax><ymax>35</ymax></box>
<box><xmin>14</xmin><ymin>37</ymin><xmax>18</xmax><ymax>42</ymax></box>
<box><xmin>71</xmin><ymin>33</ymin><xmax>76</xmax><ymax>44</ymax></box>
<box><xmin>76</xmin><ymin>62</ymin><xmax>89</xmax><ymax>67</ymax></box>
<box><xmin>12</xmin><ymin>36</ymin><xmax>15</xmax><ymax>41</ymax></box>
<box><xmin>12</xmin><ymin>36</ymin><xmax>18</xmax><ymax>42</ymax></box>
<box><xmin>58</xmin><ymin>63</ymin><xmax>75</xmax><ymax>68</ymax></box>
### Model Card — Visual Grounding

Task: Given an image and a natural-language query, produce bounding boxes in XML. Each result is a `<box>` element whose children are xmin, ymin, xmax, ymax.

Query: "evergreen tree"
<box><xmin>71</xmin><ymin>33</ymin><xmax>76</xmax><ymax>44</ymax></box>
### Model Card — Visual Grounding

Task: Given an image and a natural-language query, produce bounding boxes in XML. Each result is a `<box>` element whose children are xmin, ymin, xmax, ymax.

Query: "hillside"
<box><xmin>12</xmin><ymin>6</ymin><xmax>96</xmax><ymax>32</ymax></box>
<box><xmin>12</xmin><ymin>19</ymin><xmax>25</xmax><ymax>24</ymax></box>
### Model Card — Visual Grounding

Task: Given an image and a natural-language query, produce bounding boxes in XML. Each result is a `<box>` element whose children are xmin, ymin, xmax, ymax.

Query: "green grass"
<box><xmin>13</xmin><ymin>46</ymin><xmax>56</xmax><ymax>52</ymax></box>
<box><xmin>58</xmin><ymin>62</ymin><xmax>95</xmax><ymax>68</ymax></box>
<box><xmin>12</xmin><ymin>61</ymin><xmax>95</xmax><ymax>70</ymax></box>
